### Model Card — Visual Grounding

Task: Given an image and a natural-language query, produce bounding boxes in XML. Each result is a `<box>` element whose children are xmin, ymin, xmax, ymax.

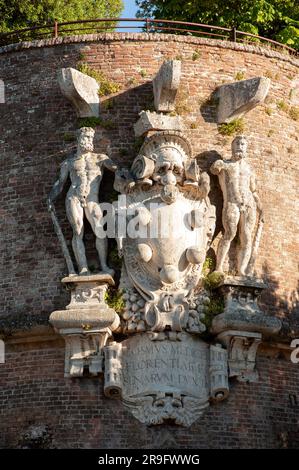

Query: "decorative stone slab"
<box><xmin>153</xmin><ymin>60</ymin><xmax>181</xmax><ymax>112</ymax></box>
<box><xmin>216</xmin><ymin>77</ymin><xmax>270</xmax><ymax>123</ymax></box>
<box><xmin>58</xmin><ymin>67</ymin><xmax>100</xmax><ymax>117</ymax></box>
<box><xmin>104</xmin><ymin>333</ymin><xmax>229</xmax><ymax>426</ymax></box>
<box><xmin>62</xmin><ymin>274</ymin><xmax>114</xmax><ymax>311</ymax></box>
<box><xmin>218</xmin><ymin>275</ymin><xmax>267</xmax><ymax>289</ymax></box>
<box><xmin>62</xmin><ymin>274</ymin><xmax>115</xmax><ymax>284</ymax></box>
<box><xmin>134</xmin><ymin>110</ymin><xmax>185</xmax><ymax>137</ymax></box>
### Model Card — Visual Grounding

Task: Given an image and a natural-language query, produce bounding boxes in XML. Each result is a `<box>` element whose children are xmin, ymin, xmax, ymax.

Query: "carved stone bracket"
<box><xmin>49</xmin><ymin>274</ymin><xmax>119</xmax><ymax>377</ymax></box>
<box><xmin>58</xmin><ymin>67</ymin><xmax>100</xmax><ymax>117</ymax></box>
<box><xmin>153</xmin><ymin>60</ymin><xmax>181</xmax><ymax>112</ymax></box>
<box><xmin>217</xmin><ymin>330</ymin><xmax>262</xmax><ymax>382</ymax></box>
<box><xmin>216</xmin><ymin>76</ymin><xmax>270</xmax><ymax>123</ymax></box>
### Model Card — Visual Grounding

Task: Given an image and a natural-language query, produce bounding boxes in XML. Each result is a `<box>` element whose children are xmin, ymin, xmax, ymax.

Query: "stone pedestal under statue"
<box><xmin>50</xmin><ymin>274</ymin><xmax>119</xmax><ymax>377</ymax></box>
<box><xmin>211</xmin><ymin>276</ymin><xmax>281</xmax><ymax>382</ymax></box>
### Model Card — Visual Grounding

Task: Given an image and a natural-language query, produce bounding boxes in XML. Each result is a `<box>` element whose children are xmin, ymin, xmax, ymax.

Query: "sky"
<box><xmin>121</xmin><ymin>0</ymin><xmax>138</xmax><ymax>18</ymax></box>
<box><xmin>118</xmin><ymin>0</ymin><xmax>141</xmax><ymax>31</ymax></box>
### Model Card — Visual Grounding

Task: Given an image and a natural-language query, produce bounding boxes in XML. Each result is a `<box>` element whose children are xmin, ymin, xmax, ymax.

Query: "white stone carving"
<box><xmin>211</xmin><ymin>276</ymin><xmax>281</xmax><ymax>382</ymax></box>
<box><xmin>115</xmin><ymin>131</ymin><xmax>215</xmax><ymax>337</ymax></box>
<box><xmin>58</xmin><ymin>67</ymin><xmax>100</xmax><ymax>117</ymax></box>
<box><xmin>48</xmin><ymin>127</ymin><xmax>117</xmax><ymax>275</ymax></box>
<box><xmin>50</xmin><ymin>274</ymin><xmax>119</xmax><ymax>377</ymax></box>
<box><xmin>211</xmin><ymin>276</ymin><xmax>282</xmax><ymax>336</ymax></box>
<box><xmin>134</xmin><ymin>110</ymin><xmax>185</xmax><ymax>137</ymax></box>
<box><xmin>210</xmin><ymin>344</ymin><xmax>229</xmax><ymax>400</ymax></box>
<box><xmin>104</xmin><ymin>333</ymin><xmax>228</xmax><ymax>426</ymax></box>
<box><xmin>217</xmin><ymin>330</ymin><xmax>262</xmax><ymax>382</ymax></box>
<box><xmin>210</xmin><ymin>135</ymin><xmax>263</xmax><ymax>276</ymax></box>
<box><xmin>216</xmin><ymin>76</ymin><xmax>270</xmax><ymax>123</ymax></box>
<box><xmin>153</xmin><ymin>60</ymin><xmax>181</xmax><ymax>112</ymax></box>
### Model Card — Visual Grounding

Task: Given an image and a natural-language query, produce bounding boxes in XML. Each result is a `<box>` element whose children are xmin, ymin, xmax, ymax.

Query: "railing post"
<box><xmin>53</xmin><ymin>20</ymin><xmax>58</xmax><ymax>39</ymax></box>
<box><xmin>146</xmin><ymin>18</ymin><xmax>150</xmax><ymax>33</ymax></box>
<box><xmin>230</xmin><ymin>26</ymin><xmax>237</xmax><ymax>42</ymax></box>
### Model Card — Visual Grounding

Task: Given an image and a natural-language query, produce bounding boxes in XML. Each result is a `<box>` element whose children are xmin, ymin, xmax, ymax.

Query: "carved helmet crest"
<box><xmin>139</xmin><ymin>130</ymin><xmax>192</xmax><ymax>162</ymax></box>
<box><xmin>131</xmin><ymin>131</ymin><xmax>193</xmax><ymax>180</ymax></box>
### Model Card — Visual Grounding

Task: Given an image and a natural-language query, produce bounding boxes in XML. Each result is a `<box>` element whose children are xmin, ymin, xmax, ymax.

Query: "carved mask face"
<box><xmin>232</xmin><ymin>137</ymin><xmax>247</xmax><ymax>160</ymax></box>
<box><xmin>152</xmin><ymin>147</ymin><xmax>185</xmax><ymax>186</ymax></box>
<box><xmin>78</xmin><ymin>132</ymin><xmax>94</xmax><ymax>153</ymax></box>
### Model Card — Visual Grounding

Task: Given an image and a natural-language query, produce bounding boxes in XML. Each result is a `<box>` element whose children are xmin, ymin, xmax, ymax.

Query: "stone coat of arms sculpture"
<box><xmin>49</xmin><ymin>60</ymin><xmax>281</xmax><ymax>426</ymax></box>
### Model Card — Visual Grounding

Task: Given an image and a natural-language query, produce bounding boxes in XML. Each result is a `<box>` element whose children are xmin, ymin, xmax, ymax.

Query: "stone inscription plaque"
<box><xmin>104</xmin><ymin>333</ymin><xmax>225</xmax><ymax>426</ymax></box>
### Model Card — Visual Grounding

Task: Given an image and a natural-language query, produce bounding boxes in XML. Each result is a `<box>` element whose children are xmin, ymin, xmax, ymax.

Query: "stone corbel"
<box><xmin>58</xmin><ymin>67</ymin><xmax>100</xmax><ymax>118</ymax></box>
<box><xmin>211</xmin><ymin>276</ymin><xmax>281</xmax><ymax>382</ymax></box>
<box><xmin>153</xmin><ymin>60</ymin><xmax>181</xmax><ymax>112</ymax></box>
<box><xmin>50</xmin><ymin>274</ymin><xmax>119</xmax><ymax>377</ymax></box>
<box><xmin>216</xmin><ymin>76</ymin><xmax>270</xmax><ymax>123</ymax></box>
<box><xmin>217</xmin><ymin>330</ymin><xmax>262</xmax><ymax>382</ymax></box>
<box><xmin>134</xmin><ymin>110</ymin><xmax>185</xmax><ymax>137</ymax></box>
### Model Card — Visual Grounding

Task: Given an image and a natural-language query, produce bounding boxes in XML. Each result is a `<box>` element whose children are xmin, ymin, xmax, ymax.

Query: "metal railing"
<box><xmin>0</xmin><ymin>18</ymin><xmax>297</xmax><ymax>55</ymax></box>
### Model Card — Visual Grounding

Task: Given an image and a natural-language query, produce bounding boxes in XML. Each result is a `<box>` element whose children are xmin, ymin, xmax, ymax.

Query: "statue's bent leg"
<box><xmin>238</xmin><ymin>206</ymin><xmax>256</xmax><ymax>276</ymax></box>
<box><xmin>85</xmin><ymin>202</ymin><xmax>114</xmax><ymax>276</ymax></box>
<box><xmin>66</xmin><ymin>195</ymin><xmax>88</xmax><ymax>274</ymax></box>
<box><xmin>216</xmin><ymin>204</ymin><xmax>239</xmax><ymax>272</ymax></box>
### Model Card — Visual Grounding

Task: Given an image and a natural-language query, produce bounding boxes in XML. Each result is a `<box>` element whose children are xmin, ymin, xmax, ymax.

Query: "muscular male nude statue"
<box><xmin>210</xmin><ymin>135</ymin><xmax>263</xmax><ymax>276</ymax></box>
<box><xmin>48</xmin><ymin>127</ymin><xmax>116</xmax><ymax>275</ymax></box>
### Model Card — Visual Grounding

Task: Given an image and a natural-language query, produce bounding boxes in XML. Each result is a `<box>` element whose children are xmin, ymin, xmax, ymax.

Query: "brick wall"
<box><xmin>0</xmin><ymin>34</ymin><xmax>298</xmax><ymax>323</ymax></box>
<box><xmin>0</xmin><ymin>33</ymin><xmax>298</xmax><ymax>448</ymax></box>
<box><xmin>0</xmin><ymin>338</ymin><xmax>298</xmax><ymax>449</ymax></box>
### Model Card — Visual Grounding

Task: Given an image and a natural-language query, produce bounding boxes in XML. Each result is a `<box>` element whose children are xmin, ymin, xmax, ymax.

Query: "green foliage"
<box><xmin>63</xmin><ymin>131</ymin><xmax>76</xmax><ymax>142</ymax></box>
<box><xmin>104</xmin><ymin>288</ymin><xmax>125</xmax><ymax>314</ymax></box>
<box><xmin>77</xmin><ymin>116</ymin><xmax>115</xmax><ymax>129</ymax></box>
<box><xmin>136</xmin><ymin>0</ymin><xmax>299</xmax><ymax>50</ymax></box>
<box><xmin>265</xmin><ymin>106</ymin><xmax>274</xmax><ymax>115</ymax></box>
<box><xmin>77</xmin><ymin>63</ymin><xmax>121</xmax><ymax>96</ymax></box>
<box><xmin>200</xmin><ymin>257</ymin><xmax>225</xmax><ymax>334</ymax></box>
<box><xmin>235</xmin><ymin>71</ymin><xmax>246</xmax><ymax>81</ymax></box>
<box><xmin>276</xmin><ymin>100</ymin><xmax>299</xmax><ymax>120</ymax></box>
<box><xmin>174</xmin><ymin>90</ymin><xmax>192</xmax><ymax>115</ymax></box>
<box><xmin>107</xmin><ymin>244</ymin><xmax>122</xmax><ymax>269</ymax></box>
<box><xmin>192</xmin><ymin>50</ymin><xmax>201</xmax><ymax>60</ymax></box>
<box><xmin>218</xmin><ymin>118</ymin><xmax>245</xmax><ymax>136</ymax></box>
<box><xmin>277</xmin><ymin>99</ymin><xmax>288</xmax><ymax>111</ymax></box>
<box><xmin>78</xmin><ymin>117</ymin><xmax>101</xmax><ymax>128</ymax></box>
<box><xmin>101</xmin><ymin>99</ymin><xmax>114</xmax><ymax>111</ymax></box>
<box><xmin>204</xmin><ymin>271</ymin><xmax>225</xmax><ymax>290</ymax></box>
<box><xmin>202</xmin><ymin>257</ymin><xmax>225</xmax><ymax>289</ymax></box>
<box><xmin>276</xmin><ymin>25</ymin><xmax>299</xmax><ymax>48</ymax></box>
<box><xmin>0</xmin><ymin>0</ymin><xmax>123</xmax><ymax>37</ymax></box>
<box><xmin>202</xmin><ymin>256</ymin><xmax>215</xmax><ymax>276</ymax></box>
<box><xmin>201</xmin><ymin>297</ymin><xmax>225</xmax><ymax>330</ymax></box>
<box><xmin>133</xmin><ymin>136</ymin><xmax>144</xmax><ymax>153</ymax></box>
<box><xmin>138</xmin><ymin>68</ymin><xmax>147</xmax><ymax>78</ymax></box>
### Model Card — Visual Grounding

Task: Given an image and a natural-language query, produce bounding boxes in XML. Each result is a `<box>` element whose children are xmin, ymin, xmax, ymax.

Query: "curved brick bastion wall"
<box><xmin>0</xmin><ymin>33</ymin><xmax>298</xmax><ymax>448</ymax></box>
